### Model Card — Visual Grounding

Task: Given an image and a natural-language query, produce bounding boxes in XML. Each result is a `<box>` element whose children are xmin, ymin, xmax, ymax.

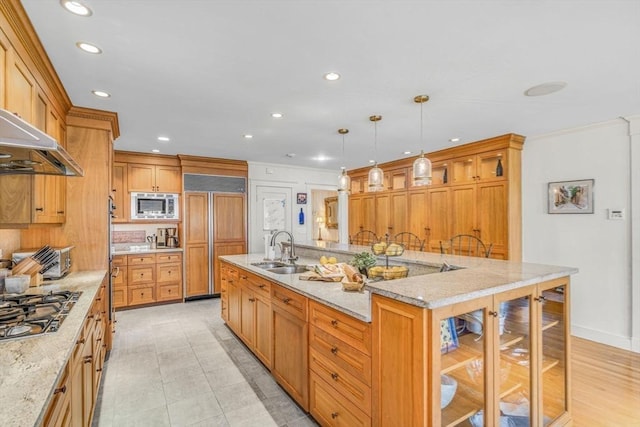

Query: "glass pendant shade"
<box><xmin>412</xmin><ymin>150</ymin><xmax>432</xmax><ymax>186</ymax></box>
<box><xmin>338</xmin><ymin>168</ymin><xmax>351</xmax><ymax>193</ymax></box>
<box><xmin>368</xmin><ymin>163</ymin><xmax>384</xmax><ymax>192</ymax></box>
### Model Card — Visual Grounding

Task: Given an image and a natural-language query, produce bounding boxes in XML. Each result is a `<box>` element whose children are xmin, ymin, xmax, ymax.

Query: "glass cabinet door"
<box><xmin>438</xmin><ymin>303</ymin><xmax>488</xmax><ymax>427</ymax></box>
<box><xmin>494</xmin><ymin>290</ymin><xmax>534</xmax><ymax>426</ymax></box>
<box><xmin>539</xmin><ymin>283</ymin><xmax>568</xmax><ymax>424</ymax></box>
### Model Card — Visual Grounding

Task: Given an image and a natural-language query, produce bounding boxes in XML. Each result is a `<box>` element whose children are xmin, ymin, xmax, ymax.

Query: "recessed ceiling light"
<box><xmin>323</xmin><ymin>72</ymin><xmax>340</xmax><ymax>81</ymax></box>
<box><xmin>315</xmin><ymin>155</ymin><xmax>329</xmax><ymax>162</ymax></box>
<box><xmin>60</xmin><ymin>0</ymin><xmax>92</xmax><ymax>16</ymax></box>
<box><xmin>524</xmin><ymin>81</ymin><xmax>567</xmax><ymax>97</ymax></box>
<box><xmin>271</xmin><ymin>112</ymin><xmax>283</xmax><ymax>119</ymax></box>
<box><xmin>243</xmin><ymin>134</ymin><xmax>253</xmax><ymax>139</ymax></box>
<box><xmin>403</xmin><ymin>151</ymin><xmax>412</xmax><ymax>155</ymax></box>
<box><xmin>92</xmin><ymin>90</ymin><xmax>110</xmax><ymax>98</ymax></box>
<box><xmin>76</xmin><ymin>42</ymin><xmax>101</xmax><ymax>54</ymax></box>
<box><xmin>151</xmin><ymin>149</ymin><xmax>160</xmax><ymax>153</ymax></box>
<box><xmin>157</xmin><ymin>136</ymin><xmax>170</xmax><ymax>142</ymax></box>
<box><xmin>449</xmin><ymin>137</ymin><xmax>460</xmax><ymax>142</ymax></box>
<box><xmin>285</xmin><ymin>153</ymin><xmax>296</xmax><ymax>158</ymax></box>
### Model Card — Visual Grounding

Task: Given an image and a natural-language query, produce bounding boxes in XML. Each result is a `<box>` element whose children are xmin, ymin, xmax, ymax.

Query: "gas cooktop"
<box><xmin>0</xmin><ymin>291</ymin><xmax>81</xmax><ymax>341</ymax></box>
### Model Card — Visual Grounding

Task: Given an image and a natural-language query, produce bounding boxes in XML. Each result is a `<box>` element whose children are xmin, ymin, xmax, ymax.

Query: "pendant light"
<box><xmin>412</xmin><ymin>95</ymin><xmax>432</xmax><ymax>186</ymax></box>
<box><xmin>368</xmin><ymin>115</ymin><xmax>384</xmax><ymax>192</ymax></box>
<box><xmin>337</xmin><ymin>128</ymin><xmax>351</xmax><ymax>193</ymax></box>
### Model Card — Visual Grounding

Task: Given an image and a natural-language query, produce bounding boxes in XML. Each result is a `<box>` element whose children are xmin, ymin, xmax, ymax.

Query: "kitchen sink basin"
<box><xmin>251</xmin><ymin>261</ymin><xmax>288</xmax><ymax>269</ymax></box>
<box><xmin>266</xmin><ymin>265</ymin><xmax>309</xmax><ymax>274</ymax></box>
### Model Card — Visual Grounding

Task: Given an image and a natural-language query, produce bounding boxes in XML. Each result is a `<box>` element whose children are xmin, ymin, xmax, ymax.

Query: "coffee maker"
<box><xmin>156</xmin><ymin>228</ymin><xmax>168</xmax><ymax>248</ymax></box>
<box><xmin>165</xmin><ymin>227</ymin><xmax>179</xmax><ymax>248</ymax></box>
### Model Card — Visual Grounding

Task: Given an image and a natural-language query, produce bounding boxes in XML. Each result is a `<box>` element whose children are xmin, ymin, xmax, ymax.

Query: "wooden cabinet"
<box><xmin>347</xmin><ymin>135</ymin><xmax>523</xmax><ymax>260</ymax></box>
<box><xmin>271</xmin><ymin>283</ymin><xmax>309</xmax><ymax>410</ymax></box>
<box><xmin>43</xmin><ymin>363</ymin><xmax>72</xmax><ymax>427</ymax></box>
<box><xmin>238</xmin><ymin>271</ymin><xmax>272</xmax><ymax>368</ymax></box>
<box><xmin>309</xmin><ymin>301</ymin><xmax>372</xmax><ymax>426</ymax></box>
<box><xmin>127</xmin><ymin>163</ymin><xmax>181</xmax><ymax>193</ymax></box>
<box><xmin>372</xmin><ymin>276</ymin><xmax>571</xmax><ymax>426</ymax></box>
<box><xmin>111</xmin><ymin>162</ymin><xmax>128</xmax><ymax>223</ymax></box>
<box><xmin>116</xmin><ymin>252</ymin><xmax>182</xmax><ymax>308</ymax></box>
<box><xmin>184</xmin><ymin>192</ymin><xmax>210</xmax><ymax>297</ymax></box>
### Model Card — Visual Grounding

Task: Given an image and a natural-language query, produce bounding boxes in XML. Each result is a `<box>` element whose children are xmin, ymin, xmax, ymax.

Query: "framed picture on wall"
<box><xmin>296</xmin><ymin>192</ymin><xmax>307</xmax><ymax>204</ymax></box>
<box><xmin>548</xmin><ymin>179</ymin><xmax>594</xmax><ymax>214</ymax></box>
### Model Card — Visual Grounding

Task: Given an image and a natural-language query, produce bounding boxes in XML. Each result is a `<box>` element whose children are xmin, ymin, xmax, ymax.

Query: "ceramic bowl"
<box><xmin>441</xmin><ymin>374</ymin><xmax>458</xmax><ymax>408</ymax></box>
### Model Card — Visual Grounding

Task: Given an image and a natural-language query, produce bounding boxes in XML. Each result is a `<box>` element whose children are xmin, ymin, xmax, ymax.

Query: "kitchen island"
<box><xmin>0</xmin><ymin>271</ymin><xmax>109</xmax><ymax>427</ymax></box>
<box><xmin>221</xmin><ymin>242</ymin><xmax>577</xmax><ymax>426</ymax></box>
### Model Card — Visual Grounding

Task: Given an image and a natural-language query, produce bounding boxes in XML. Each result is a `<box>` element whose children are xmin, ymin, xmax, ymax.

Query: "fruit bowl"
<box><xmin>368</xmin><ymin>266</ymin><xmax>409</xmax><ymax>280</ymax></box>
<box><xmin>371</xmin><ymin>241</ymin><xmax>388</xmax><ymax>255</ymax></box>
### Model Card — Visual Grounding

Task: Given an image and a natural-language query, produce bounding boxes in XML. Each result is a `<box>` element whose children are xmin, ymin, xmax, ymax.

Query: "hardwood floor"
<box><xmin>572</xmin><ymin>337</ymin><xmax>640</xmax><ymax>426</ymax></box>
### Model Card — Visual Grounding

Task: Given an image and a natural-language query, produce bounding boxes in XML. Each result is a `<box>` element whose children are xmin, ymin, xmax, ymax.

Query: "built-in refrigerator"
<box><xmin>183</xmin><ymin>174</ymin><xmax>247</xmax><ymax>299</ymax></box>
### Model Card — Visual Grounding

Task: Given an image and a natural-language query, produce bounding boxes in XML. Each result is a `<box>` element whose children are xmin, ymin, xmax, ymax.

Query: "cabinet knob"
<box><xmin>331</xmin><ymin>412</ymin><xmax>339</xmax><ymax>419</ymax></box>
<box><xmin>77</xmin><ymin>338</ymin><xmax>85</xmax><ymax>344</ymax></box>
<box><xmin>282</xmin><ymin>298</ymin><xmax>291</xmax><ymax>304</ymax></box>
<box><xmin>57</xmin><ymin>211</ymin><xmax>65</xmax><ymax>214</ymax></box>
<box><xmin>331</xmin><ymin>372</ymin><xmax>339</xmax><ymax>381</ymax></box>
<box><xmin>83</xmin><ymin>356</ymin><xmax>93</xmax><ymax>364</ymax></box>
<box><xmin>488</xmin><ymin>311</ymin><xmax>498</xmax><ymax>317</ymax></box>
<box><xmin>259</xmin><ymin>284</ymin><xmax>265</xmax><ymax>289</ymax></box>
<box><xmin>35</xmin><ymin>207</ymin><xmax>44</xmax><ymax>212</ymax></box>
<box><xmin>330</xmin><ymin>347</ymin><xmax>338</xmax><ymax>355</ymax></box>
<box><xmin>96</xmin><ymin>368</ymin><xmax>103</xmax><ymax>372</ymax></box>
<box><xmin>54</xmin><ymin>385</ymin><xmax>67</xmax><ymax>395</ymax></box>
<box><xmin>249</xmin><ymin>298</ymin><xmax>255</xmax><ymax>302</ymax></box>
<box><xmin>241</xmin><ymin>275</ymin><xmax>247</xmax><ymax>279</ymax></box>
<box><xmin>330</xmin><ymin>319</ymin><xmax>338</xmax><ymax>327</ymax></box>
<box><xmin>534</xmin><ymin>296</ymin><xmax>546</xmax><ymax>302</ymax></box>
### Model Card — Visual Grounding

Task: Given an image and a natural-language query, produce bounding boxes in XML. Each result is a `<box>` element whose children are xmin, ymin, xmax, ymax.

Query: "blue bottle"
<box><xmin>299</xmin><ymin>208</ymin><xmax>304</xmax><ymax>225</ymax></box>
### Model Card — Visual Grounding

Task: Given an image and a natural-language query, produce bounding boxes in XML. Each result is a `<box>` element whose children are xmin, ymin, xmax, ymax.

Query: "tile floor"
<box><xmin>93</xmin><ymin>298</ymin><xmax>318</xmax><ymax>427</ymax></box>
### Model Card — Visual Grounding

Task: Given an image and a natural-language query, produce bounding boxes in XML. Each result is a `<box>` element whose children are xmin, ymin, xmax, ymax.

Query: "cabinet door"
<box><xmin>239</xmin><ymin>285</ymin><xmax>256</xmax><ymax>347</ymax></box>
<box><xmin>254</xmin><ymin>293</ymin><xmax>272</xmax><ymax>369</ymax></box>
<box><xmin>213</xmin><ymin>193</ymin><xmax>246</xmax><ymax>242</ymax></box>
<box><xmin>272</xmin><ymin>303</ymin><xmax>309</xmax><ymax>410</ymax></box>
<box><xmin>349</xmin><ymin>195</ymin><xmax>363</xmax><ymax>237</ymax></box>
<box><xmin>425</xmin><ymin>187</ymin><xmax>451</xmax><ymax>252</ymax></box>
<box><xmin>111</xmin><ymin>162</ymin><xmax>128</xmax><ymax>223</ymax></box>
<box><xmin>389</xmin><ymin>192</ymin><xmax>408</xmax><ymax>235</ymax></box>
<box><xmin>477</xmin><ymin>182</ymin><xmax>508</xmax><ymax>259</ymax></box>
<box><xmin>127</xmin><ymin>163</ymin><xmax>156</xmax><ymax>192</ymax></box>
<box><xmin>361</xmin><ymin>195</ymin><xmax>376</xmax><ymax>232</ymax></box>
<box><xmin>154</xmin><ymin>166</ymin><xmax>181</xmax><ymax>193</ymax></box>
<box><xmin>213</xmin><ymin>243</ymin><xmax>246</xmax><ymax>294</ymax></box>
<box><xmin>477</xmin><ymin>150</ymin><xmax>507</xmax><ymax>182</ymax></box>
<box><xmin>451</xmin><ymin>155</ymin><xmax>477</xmax><ymax>185</ymax></box>
<box><xmin>451</xmin><ymin>184</ymin><xmax>477</xmax><ymax>237</ymax></box>
<box><xmin>185</xmin><ymin>192</ymin><xmax>210</xmax><ymax>297</ymax></box>
<box><xmin>374</xmin><ymin>194</ymin><xmax>390</xmax><ymax>239</ymax></box>
<box><xmin>408</xmin><ymin>189</ymin><xmax>428</xmax><ymax>241</ymax></box>
<box><xmin>227</xmin><ymin>278</ymin><xmax>241</xmax><ymax>332</ymax></box>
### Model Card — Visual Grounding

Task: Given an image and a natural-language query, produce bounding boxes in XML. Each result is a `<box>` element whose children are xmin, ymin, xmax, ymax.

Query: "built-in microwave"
<box><xmin>130</xmin><ymin>192</ymin><xmax>179</xmax><ymax>220</ymax></box>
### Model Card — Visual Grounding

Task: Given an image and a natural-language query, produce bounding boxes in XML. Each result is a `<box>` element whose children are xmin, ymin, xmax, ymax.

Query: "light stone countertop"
<box><xmin>112</xmin><ymin>247</ymin><xmax>183</xmax><ymax>255</ymax></box>
<box><xmin>222</xmin><ymin>241</ymin><xmax>578</xmax><ymax>321</ymax></box>
<box><xmin>220</xmin><ymin>254</ymin><xmax>372</xmax><ymax>322</ymax></box>
<box><xmin>0</xmin><ymin>270</ymin><xmax>107</xmax><ymax>427</ymax></box>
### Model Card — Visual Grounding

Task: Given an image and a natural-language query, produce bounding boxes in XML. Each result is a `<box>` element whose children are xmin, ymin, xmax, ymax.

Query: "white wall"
<box><xmin>248</xmin><ymin>162</ymin><xmax>338</xmax><ymax>253</ymax></box>
<box><xmin>522</xmin><ymin>116</ymin><xmax>639</xmax><ymax>350</ymax></box>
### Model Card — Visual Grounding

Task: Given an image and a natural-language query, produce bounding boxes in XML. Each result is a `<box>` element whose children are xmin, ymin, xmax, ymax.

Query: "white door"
<box><xmin>250</xmin><ymin>186</ymin><xmax>292</xmax><ymax>253</ymax></box>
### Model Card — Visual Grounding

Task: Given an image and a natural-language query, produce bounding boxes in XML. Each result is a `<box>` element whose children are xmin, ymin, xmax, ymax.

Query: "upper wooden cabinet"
<box><xmin>111</xmin><ymin>162</ymin><xmax>128</xmax><ymax>223</ymax></box>
<box><xmin>347</xmin><ymin>134</ymin><xmax>524</xmax><ymax>260</ymax></box>
<box><xmin>127</xmin><ymin>163</ymin><xmax>181</xmax><ymax>193</ymax></box>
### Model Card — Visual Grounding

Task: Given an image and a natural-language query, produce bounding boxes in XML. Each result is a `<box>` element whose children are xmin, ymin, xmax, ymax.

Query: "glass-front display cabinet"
<box><xmin>433</xmin><ymin>278</ymin><xmax>570</xmax><ymax>426</ymax></box>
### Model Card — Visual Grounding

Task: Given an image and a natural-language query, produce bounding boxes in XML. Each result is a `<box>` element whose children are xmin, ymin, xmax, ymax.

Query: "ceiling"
<box><xmin>21</xmin><ymin>0</ymin><xmax>640</xmax><ymax>172</ymax></box>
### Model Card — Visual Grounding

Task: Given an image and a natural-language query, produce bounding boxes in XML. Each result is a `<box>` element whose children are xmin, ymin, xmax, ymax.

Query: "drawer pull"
<box><xmin>259</xmin><ymin>284</ymin><xmax>266</xmax><ymax>289</ymax></box>
<box><xmin>241</xmin><ymin>275</ymin><xmax>247</xmax><ymax>279</ymax></box>
<box><xmin>330</xmin><ymin>320</ymin><xmax>338</xmax><ymax>327</ymax></box>
<box><xmin>54</xmin><ymin>385</ymin><xmax>67</xmax><ymax>395</ymax></box>
<box><xmin>83</xmin><ymin>356</ymin><xmax>92</xmax><ymax>364</ymax></box>
<box><xmin>96</xmin><ymin>368</ymin><xmax>103</xmax><ymax>372</ymax></box>
<box><xmin>534</xmin><ymin>296</ymin><xmax>546</xmax><ymax>302</ymax></box>
<box><xmin>331</xmin><ymin>412</ymin><xmax>338</xmax><ymax>419</ymax></box>
<box><xmin>88</xmin><ymin>315</ymin><xmax>94</xmax><ymax>319</ymax></box>
<box><xmin>77</xmin><ymin>338</ymin><xmax>85</xmax><ymax>344</ymax></box>
<box><xmin>330</xmin><ymin>347</ymin><xmax>338</xmax><ymax>355</ymax></box>
<box><xmin>489</xmin><ymin>311</ymin><xmax>498</xmax><ymax>317</ymax></box>
<box><xmin>249</xmin><ymin>298</ymin><xmax>256</xmax><ymax>302</ymax></box>
<box><xmin>331</xmin><ymin>372</ymin><xmax>339</xmax><ymax>381</ymax></box>
<box><xmin>283</xmin><ymin>298</ymin><xmax>291</xmax><ymax>304</ymax></box>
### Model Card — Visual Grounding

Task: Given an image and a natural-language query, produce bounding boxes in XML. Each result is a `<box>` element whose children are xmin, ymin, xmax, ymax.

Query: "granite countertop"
<box><xmin>0</xmin><ymin>270</ymin><xmax>107</xmax><ymax>427</ymax></box>
<box><xmin>112</xmin><ymin>247</ymin><xmax>184</xmax><ymax>255</ymax></box>
<box><xmin>222</xmin><ymin>243</ymin><xmax>578</xmax><ymax>321</ymax></box>
<box><xmin>221</xmin><ymin>254</ymin><xmax>372</xmax><ymax>322</ymax></box>
<box><xmin>295</xmin><ymin>241</ymin><xmax>579</xmax><ymax>309</ymax></box>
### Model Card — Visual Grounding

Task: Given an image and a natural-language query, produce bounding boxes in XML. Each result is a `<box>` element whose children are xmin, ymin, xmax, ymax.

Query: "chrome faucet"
<box><xmin>270</xmin><ymin>230</ymin><xmax>297</xmax><ymax>264</ymax></box>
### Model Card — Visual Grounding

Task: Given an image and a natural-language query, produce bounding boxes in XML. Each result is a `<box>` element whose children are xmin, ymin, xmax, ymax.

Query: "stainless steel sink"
<box><xmin>251</xmin><ymin>261</ymin><xmax>287</xmax><ymax>269</ymax></box>
<box><xmin>266</xmin><ymin>265</ymin><xmax>309</xmax><ymax>274</ymax></box>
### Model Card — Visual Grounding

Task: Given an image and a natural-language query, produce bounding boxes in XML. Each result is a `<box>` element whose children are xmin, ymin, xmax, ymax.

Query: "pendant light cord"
<box><xmin>374</xmin><ymin>120</ymin><xmax>378</xmax><ymax>163</ymax></box>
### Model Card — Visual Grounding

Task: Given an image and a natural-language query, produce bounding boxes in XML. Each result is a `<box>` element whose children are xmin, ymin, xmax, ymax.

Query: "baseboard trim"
<box><xmin>571</xmin><ymin>325</ymin><xmax>636</xmax><ymax>352</ymax></box>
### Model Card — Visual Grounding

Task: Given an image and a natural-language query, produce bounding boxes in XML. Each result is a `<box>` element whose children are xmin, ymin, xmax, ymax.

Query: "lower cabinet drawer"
<box><xmin>157</xmin><ymin>262</ymin><xmax>182</xmax><ymax>283</ymax></box>
<box><xmin>309</xmin><ymin>371</ymin><xmax>371</xmax><ymax>427</ymax></box>
<box><xmin>113</xmin><ymin>287</ymin><xmax>127</xmax><ymax>308</ymax></box>
<box><xmin>310</xmin><ymin>348</ymin><xmax>371</xmax><ymax>414</ymax></box>
<box><xmin>157</xmin><ymin>283</ymin><xmax>182</xmax><ymax>301</ymax></box>
<box><xmin>128</xmin><ymin>286</ymin><xmax>155</xmax><ymax>305</ymax></box>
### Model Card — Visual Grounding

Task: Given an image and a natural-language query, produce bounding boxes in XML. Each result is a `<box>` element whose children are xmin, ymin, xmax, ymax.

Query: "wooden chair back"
<box><xmin>440</xmin><ymin>234</ymin><xmax>493</xmax><ymax>258</ymax></box>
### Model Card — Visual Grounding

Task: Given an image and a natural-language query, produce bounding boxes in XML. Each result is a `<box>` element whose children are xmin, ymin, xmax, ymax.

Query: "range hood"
<box><xmin>0</xmin><ymin>109</ymin><xmax>83</xmax><ymax>176</ymax></box>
